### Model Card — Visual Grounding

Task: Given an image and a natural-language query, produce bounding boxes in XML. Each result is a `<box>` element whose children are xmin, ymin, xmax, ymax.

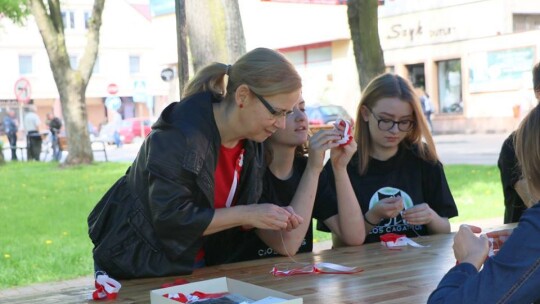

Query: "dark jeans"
<box><xmin>7</xmin><ymin>131</ymin><xmax>17</xmax><ymax>160</ymax></box>
<box><xmin>50</xmin><ymin>132</ymin><xmax>61</xmax><ymax>161</ymax></box>
<box><xmin>27</xmin><ymin>131</ymin><xmax>42</xmax><ymax>161</ymax></box>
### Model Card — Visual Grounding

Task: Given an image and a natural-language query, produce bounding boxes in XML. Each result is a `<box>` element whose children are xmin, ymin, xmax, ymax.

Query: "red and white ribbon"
<box><xmin>163</xmin><ymin>291</ymin><xmax>229</xmax><ymax>303</ymax></box>
<box><xmin>334</xmin><ymin>119</ymin><xmax>352</xmax><ymax>147</ymax></box>
<box><xmin>271</xmin><ymin>262</ymin><xmax>362</xmax><ymax>277</ymax></box>
<box><xmin>91</xmin><ymin>274</ymin><xmax>121</xmax><ymax>300</ymax></box>
<box><xmin>380</xmin><ymin>233</ymin><xmax>429</xmax><ymax>248</ymax></box>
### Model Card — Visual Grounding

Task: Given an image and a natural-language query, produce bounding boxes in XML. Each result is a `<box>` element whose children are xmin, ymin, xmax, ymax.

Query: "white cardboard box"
<box><xmin>150</xmin><ymin>277</ymin><xmax>302</xmax><ymax>304</ymax></box>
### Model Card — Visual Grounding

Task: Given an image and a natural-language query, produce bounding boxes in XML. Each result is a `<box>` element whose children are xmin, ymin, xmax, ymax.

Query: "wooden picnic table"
<box><xmin>2</xmin><ymin>223</ymin><xmax>515</xmax><ymax>303</ymax></box>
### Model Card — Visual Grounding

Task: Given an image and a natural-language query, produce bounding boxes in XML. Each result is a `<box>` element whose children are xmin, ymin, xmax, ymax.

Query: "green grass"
<box><xmin>0</xmin><ymin>162</ymin><xmax>128</xmax><ymax>289</ymax></box>
<box><xmin>0</xmin><ymin>163</ymin><xmax>503</xmax><ymax>289</ymax></box>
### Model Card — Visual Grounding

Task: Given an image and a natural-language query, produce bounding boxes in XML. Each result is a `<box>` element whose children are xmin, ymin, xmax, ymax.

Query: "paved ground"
<box><xmin>0</xmin><ymin>132</ymin><xmax>510</xmax><ymax>297</ymax></box>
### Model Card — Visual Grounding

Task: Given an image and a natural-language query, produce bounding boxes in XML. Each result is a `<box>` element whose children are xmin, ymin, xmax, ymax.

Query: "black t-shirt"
<box><xmin>498</xmin><ymin>132</ymin><xmax>526</xmax><ymax>223</ymax></box>
<box><xmin>318</xmin><ymin>144</ymin><xmax>458</xmax><ymax>244</ymax></box>
<box><xmin>230</xmin><ymin>156</ymin><xmax>335</xmax><ymax>262</ymax></box>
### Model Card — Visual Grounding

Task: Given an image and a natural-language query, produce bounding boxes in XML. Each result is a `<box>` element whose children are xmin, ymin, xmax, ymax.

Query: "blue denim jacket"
<box><xmin>428</xmin><ymin>203</ymin><xmax>540</xmax><ymax>304</ymax></box>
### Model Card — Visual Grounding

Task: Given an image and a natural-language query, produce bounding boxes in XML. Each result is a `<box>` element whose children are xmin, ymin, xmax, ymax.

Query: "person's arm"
<box><xmin>322</xmin><ymin>139</ymin><xmax>366</xmax><ymax>246</ymax></box>
<box><xmin>256</xmin><ymin>130</ymin><xmax>342</xmax><ymax>255</ymax></box>
<box><xmin>203</xmin><ymin>203</ymin><xmax>294</xmax><ymax>235</ymax></box>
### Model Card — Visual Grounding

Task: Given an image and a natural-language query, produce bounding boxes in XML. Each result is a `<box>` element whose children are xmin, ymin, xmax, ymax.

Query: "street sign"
<box><xmin>14</xmin><ymin>78</ymin><xmax>31</xmax><ymax>103</ymax></box>
<box><xmin>105</xmin><ymin>96</ymin><xmax>121</xmax><ymax>110</ymax></box>
<box><xmin>107</xmin><ymin>83</ymin><xmax>119</xmax><ymax>95</ymax></box>
<box><xmin>160</xmin><ymin>68</ymin><xmax>175</xmax><ymax>82</ymax></box>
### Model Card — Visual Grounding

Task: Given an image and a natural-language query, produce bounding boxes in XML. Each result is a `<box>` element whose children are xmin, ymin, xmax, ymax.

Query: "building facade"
<box><xmin>2</xmin><ymin>0</ymin><xmax>539</xmax><ymax>136</ymax></box>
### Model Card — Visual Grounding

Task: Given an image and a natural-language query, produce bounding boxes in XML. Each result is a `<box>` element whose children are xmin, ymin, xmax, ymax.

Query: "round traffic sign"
<box><xmin>160</xmin><ymin>68</ymin><xmax>175</xmax><ymax>82</ymax></box>
<box><xmin>107</xmin><ymin>83</ymin><xmax>119</xmax><ymax>95</ymax></box>
<box><xmin>14</xmin><ymin>78</ymin><xmax>31</xmax><ymax>103</ymax></box>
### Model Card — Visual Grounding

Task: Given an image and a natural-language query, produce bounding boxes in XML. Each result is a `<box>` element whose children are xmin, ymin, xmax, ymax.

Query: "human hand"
<box><xmin>401</xmin><ymin>203</ymin><xmax>436</xmax><ymax>225</ymax></box>
<box><xmin>307</xmin><ymin>129</ymin><xmax>341</xmax><ymax>172</ymax></box>
<box><xmin>282</xmin><ymin>206</ymin><xmax>304</xmax><ymax>231</ymax></box>
<box><xmin>453</xmin><ymin>224</ymin><xmax>489</xmax><ymax>270</ymax></box>
<box><xmin>371</xmin><ymin>196</ymin><xmax>404</xmax><ymax>220</ymax></box>
<box><xmin>330</xmin><ymin>137</ymin><xmax>357</xmax><ymax>170</ymax></box>
<box><xmin>486</xmin><ymin>228</ymin><xmax>513</xmax><ymax>252</ymax></box>
<box><xmin>244</xmin><ymin>204</ymin><xmax>295</xmax><ymax>230</ymax></box>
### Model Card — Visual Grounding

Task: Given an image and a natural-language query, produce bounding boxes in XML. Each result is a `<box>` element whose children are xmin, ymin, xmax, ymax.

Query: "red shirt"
<box><xmin>195</xmin><ymin>140</ymin><xmax>245</xmax><ymax>266</ymax></box>
<box><xmin>214</xmin><ymin>140</ymin><xmax>245</xmax><ymax>208</ymax></box>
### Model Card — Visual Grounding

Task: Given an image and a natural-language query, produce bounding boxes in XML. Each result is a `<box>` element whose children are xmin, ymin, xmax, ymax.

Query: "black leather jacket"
<box><xmin>88</xmin><ymin>92</ymin><xmax>264</xmax><ymax>279</ymax></box>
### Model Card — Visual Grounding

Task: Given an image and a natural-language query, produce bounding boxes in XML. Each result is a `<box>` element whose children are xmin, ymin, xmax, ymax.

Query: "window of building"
<box><xmin>280</xmin><ymin>43</ymin><xmax>332</xmax><ymax>105</ymax></box>
<box><xmin>92</xmin><ymin>56</ymin><xmax>100</xmax><ymax>74</ymax></box>
<box><xmin>61</xmin><ymin>10</ymin><xmax>76</xmax><ymax>29</ymax></box>
<box><xmin>19</xmin><ymin>55</ymin><xmax>33</xmax><ymax>74</ymax></box>
<box><xmin>69</xmin><ymin>55</ymin><xmax>78</xmax><ymax>69</ymax></box>
<box><xmin>437</xmin><ymin>59</ymin><xmax>462</xmax><ymax>114</ymax></box>
<box><xmin>84</xmin><ymin>11</ymin><xmax>92</xmax><ymax>29</ymax></box>
<box><xmin>513</xmin><ymin>14</ymin><xmax>540</xmax><ymax>32</ymax></box>
<box><xmin>129</xmin><ymin>55</ymin><xmax>141</xmax><ymax>74</ymax></box>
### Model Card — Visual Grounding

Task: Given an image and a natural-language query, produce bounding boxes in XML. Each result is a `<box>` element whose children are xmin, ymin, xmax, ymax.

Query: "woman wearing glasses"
<box><xmin>318</xmin><ymin>73</ymin><xmax>458</xmax><ymax>245</ymax></box>
<box><xmin>88</xmin><ymin>48</ymin><xmax>303</xmax><ymax>279</ymax></box>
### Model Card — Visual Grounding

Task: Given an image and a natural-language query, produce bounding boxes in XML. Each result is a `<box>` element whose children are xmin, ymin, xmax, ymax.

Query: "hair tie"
<box><xmin>225</xmin><ymin>64</ymin><xmax>232</xmax><ymax>75</ymax></box>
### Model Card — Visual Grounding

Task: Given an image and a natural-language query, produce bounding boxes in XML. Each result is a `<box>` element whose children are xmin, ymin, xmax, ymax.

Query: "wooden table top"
<box><xmin>3</xmin><ymin>224</ymin><xmax>515</xmax><ymax>304</ymax></box>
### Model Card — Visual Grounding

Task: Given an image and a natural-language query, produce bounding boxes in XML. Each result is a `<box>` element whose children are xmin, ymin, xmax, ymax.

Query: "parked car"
<box><xmin>118</xmin><ymin>117</ymin><xmax>152</xmax><ymax>144</ymax></box>
<box><xmin>305</xmin><ymin>105</ymin><xmax>353</xmax><ymax>126</ymax></box>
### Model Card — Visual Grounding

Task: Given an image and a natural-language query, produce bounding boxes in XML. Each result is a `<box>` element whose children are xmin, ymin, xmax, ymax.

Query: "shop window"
<box><xmin>129</xmin><ymin>55</ymin><xmax>141</xmax><ymax>75</ymax></box>
<box><xmin>437</xmin><ymin>59</ymin><xmax>462</xmax><ymax>114</ymax></box>
<box><xmin>19</xmin><ymin>55</ymin><xmax>32</xmax><ymax>75</ymax></box>
<box><xmin>406</xmin><ymin>64</ymin><xmax>425</xmax><ymax>89</ymax></box>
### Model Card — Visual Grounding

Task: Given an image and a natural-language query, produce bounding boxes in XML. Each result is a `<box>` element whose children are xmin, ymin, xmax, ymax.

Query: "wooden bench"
<box><xmin>58</xmin><ymin>137</ymin><xmax>108</xmax><ymax>161</ymax></box>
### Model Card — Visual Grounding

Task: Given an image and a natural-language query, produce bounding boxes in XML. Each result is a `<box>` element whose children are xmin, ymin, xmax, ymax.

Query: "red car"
<box><xmin>118</xmin><ymin>117</ymin><xmax>152</xmax><ymax>144</ymax></box>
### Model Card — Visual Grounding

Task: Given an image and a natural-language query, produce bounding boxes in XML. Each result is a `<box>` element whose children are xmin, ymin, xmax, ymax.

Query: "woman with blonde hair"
<box><xmin>88</xmin><ymin>48</ymin><xmax>304</xmax><ymax>279</ymax></box>
<box><xmin>429</xmin><ymin>103</ymin><xmax>540</xmax><ymax>303</ymax></box>
<box><xmin>318</xmin><ymin>73</ymin><xmax>458</xmax><ymax>245</ymax></box>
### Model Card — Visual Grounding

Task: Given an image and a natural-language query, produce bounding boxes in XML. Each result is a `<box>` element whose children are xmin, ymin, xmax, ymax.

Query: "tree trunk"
<box><xmin>185</xmin><ymin>0</ymin><xmax>227</xmax><ymax>72</ymax></box>
<box><xmin>222</xmin><ymin>0</ymin><xmax>246</xmax><ymax>62</ymax></box>
<box><xmin>347</xmin><ymin>0</ymin><xmax>385</xmax><ymax>91</ymax></box>
<box><xmin>175</xmin><ymin>0</ymin><xmax>189</xmax><ymax>97</ymax></box>
<box><xmin>29</xmin><ymin>0</ymin><xmax>105</xmax><ymax>165</ymax></box>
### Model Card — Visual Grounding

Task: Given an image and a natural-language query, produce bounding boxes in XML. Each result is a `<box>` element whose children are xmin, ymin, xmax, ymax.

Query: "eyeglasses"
<box><xmin>367</xmin><ymin>108</ymin><xmax>415</xmax><ymax>132</ymax></box>
<box><xmin>250</xmin><ymin>90</ymin><xmax>294</xmax><ymax>118</ymax></box>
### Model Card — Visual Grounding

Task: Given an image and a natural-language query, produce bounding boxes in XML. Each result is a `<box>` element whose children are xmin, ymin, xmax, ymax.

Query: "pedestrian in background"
<box><xmin>418</xmin><ymin>87</ymin><xmax>434</xmax><ymax>132</ymax></box>
<box><xmin>23</xmin><ymin>104</ymin><xmax>42</xmax><ymax>161</ymax></box>
<box><xmin>46</xmin><ymin>113</ymin><xmax>62</xmax><ymax>161</ymax></box>
<box><xmin>3</xmin><ymin>109</ymin><xmax>19</xmax><ymax>161</ymax></box>
<box><xmin>498</xmin><ymin>61</ymin><xmax>540</xmax><ymax>223</ymax></box>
